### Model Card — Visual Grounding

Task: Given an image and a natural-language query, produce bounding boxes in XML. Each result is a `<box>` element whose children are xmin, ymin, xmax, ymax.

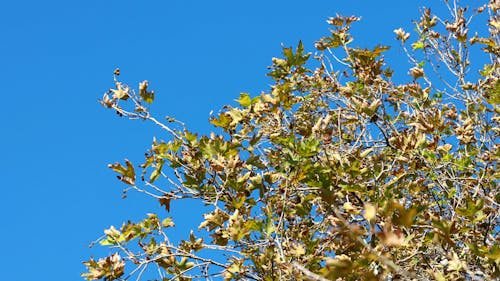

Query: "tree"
<box><xmin>83</xmin><ymin>1</ymin><xmax>500</xmax><ymax>280</ymax></box>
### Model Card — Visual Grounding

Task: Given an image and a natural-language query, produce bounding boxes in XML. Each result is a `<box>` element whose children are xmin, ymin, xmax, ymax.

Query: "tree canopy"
<box><xmin>83</xmin><ymin>1</ymin><xmax>500</xmax><ymax>280</ymax></box>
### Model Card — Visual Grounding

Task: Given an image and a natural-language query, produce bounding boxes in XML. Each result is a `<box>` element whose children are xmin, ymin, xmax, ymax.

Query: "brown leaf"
<box><xmin>159</xmin><ymin>195</ymin><xmax>171</xmax><ymax>212</ymax></box>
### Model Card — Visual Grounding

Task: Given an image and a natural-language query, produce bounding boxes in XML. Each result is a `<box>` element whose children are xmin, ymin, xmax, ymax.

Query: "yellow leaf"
<box><xmin>364</xmin><ymin>203</ymin><xmax>377</xmax><ymax>221</ymax></box>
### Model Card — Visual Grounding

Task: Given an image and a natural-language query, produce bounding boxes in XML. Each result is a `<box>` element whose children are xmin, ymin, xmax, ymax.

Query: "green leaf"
<box><xmin>236</xmin><ymin>93</ymin><xmax>252</xmax><ymax>107</ymax></box>
<box><xmin>100</xmin><ymin>238</ymin><xmax>116</xmax><ymax>246</ymax></box>
<box><xmin>161</xmin><ymin>217</ymin><xmax>175</xmax><ymax>228</ymax></box>
<box><xmin>210</xmin><ymin>113</ymin><xmax>232</xmax><ymax>129</ymax></box>
<box><xmin>265</xmin><ymin>221</ymin><xmax>275</xmax><ymax>236</ymax></box>
<box><xmin>297</xmin><ymin>40</ymin><xmax>304</xmax><ymax>56</ymax></box>
<box><xmin>480</xmin><ymin>64</ymin><xmax>493</xmax><ymax>77</ymax></box>
<box><xmin>412</xmin><ymin>41</ymin><xmax>425</xmax><ymax>50</ymax></box>
<box><xmin>244</xmin><ymin>219</ymin><xmax>262</xmax><ymax>232</ymax></box>
<box><xmin>149</xmin><ymin>167</ymin><xmax>161</xmax><ymax>183</ymax></box>
<box><xmin>184</xmin><ymin>131</ymin><xmax>198</xmax><ymax>145</ymax></box>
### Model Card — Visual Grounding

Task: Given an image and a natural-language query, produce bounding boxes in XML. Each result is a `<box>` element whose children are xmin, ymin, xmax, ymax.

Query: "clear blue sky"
<box><xmin>0</xmin><ymin>0</ymin><xmax>442</xmax><ymax>280</ymax></box>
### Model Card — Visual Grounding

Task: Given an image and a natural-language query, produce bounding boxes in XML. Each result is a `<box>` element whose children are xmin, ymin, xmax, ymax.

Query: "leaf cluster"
<box><xmin>84</xmin><ymin>1</ymin><xmax>500</xmax><ymax>280</ymax></box>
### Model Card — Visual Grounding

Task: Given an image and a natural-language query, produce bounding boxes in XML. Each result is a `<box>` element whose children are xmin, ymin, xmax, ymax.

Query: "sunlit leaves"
<box><xmin>409</xmin><ymin>66</ymin><xmax>425</xmax><ymax>79</ymax></box>
<box><xmin>82</xmin><ymin>253</ymin><xmax>125</xmax><ymax>281</ymax></box>
<box><xmin>417</xmin><ymin>8</ymin><xmax>438</xmax><ymax>31</ymax></box>
<box><xmin>110</xmin><ymin>83</ymin><xmax>130</xmax><ymax>101</ymax></box>
<box><xmin>87</xmin><ymin>2</ymin><xmax>500</xmax><ymax>280</ymax></box>
<box><xmin>412</xmin><ymin>41</ymin><xmax>425</xmax><ymax>50</ymax></box>
<box><xmin>315</xmin><ymin>15</ymin><xmax>360</xmax><ymax>50</ymax></box>
<box><xmin>180</xmin><ymin>231</ymin><xmax>204</xmax><ymax>252</ymax></box>
<box><xmin>394</xmin><ymin>28</ymin><xmax>410</xmax><ymax>42</ymax></box>
<box><xmin>268</xmin><ymin>40</ymin><xmax>311</xmax><ymax>80</ymax></box>
<box><xmin>284</xmin><ymin>40</ymin><xmax>310</xmax><ymax>67</ymax></box>
<box><xmin>235</xmin><ymin>93</ymin><xmax>252</xmax><ymax>107</ymax></box>
<box><xmin>235</xmin><ymin>93</ymin><xmax>260</xmax><ymax>107</ymax></box>
<box><xmin>480</xmin><ymin>63</ymin><xmax>495</xmax><ymax>77</ymax></box>
<box><xmin>209</xmin><ymin>112</ymin><xmax>232</xmax><ymax>130</ymax></box>
<box><xmin>470</xmin><ymin>35</ymin><xmax>500</xmax><ymax>55</ymax></box>
<box><xmin>100</xmin><ymin>226</ymin><xmax>125</xmax><ymax>246</ymax></box>
<box><xmin>99</xmin><ymin>214</ymin><xmax>169</xmax><ymax>247</ymax></box>
<box><xmin>198</xmin><ymin>208</ymin><xmax>229</xmax><ymax>231</ymax></box>
<box><xmin>149</xmin><ymin>160</ymin><xmax>163</xmax><ymax>183</ymax></box>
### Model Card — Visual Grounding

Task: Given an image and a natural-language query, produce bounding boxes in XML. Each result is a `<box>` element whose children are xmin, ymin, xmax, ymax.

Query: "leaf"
<box><xmin>228</xmin><ymin>108</ymin><xmax>244</xmax><ymax>126</ymax></box>
<box><xmin>139</xmin><ymin>80</ymin><xmax>155</xmax><ymax>103</ymax></box>
<box><xmin>159</xmin><ymin>195</ymin><xmax>171</xmax><ymax>212</ymax></box>
<box><xmin>209</xmin><ymin>113</ymin><xmax>232</xmax><ymax>129</ymax></box>
<box><xmin>184</xmin><ymin>130</ymin><xmax>198</xmax><ymax>145</ymax></box>
<box><xmin>111</xmin><ymin>83</ymin><xmax>129</xmax><ymax>100</ymax></box>
<box><xmin>412</xmin><ymin>41</ymin><xmax>425</xmax><ymax>50</ymax></box>
<box><xmin>243</xmin><ymin>219</ymin><xmax>261</xmax><ymax>232</ymax></box>
<box><xmin>149</xmin><ymin>160</ymin><xmax>164</xmax><ymax>183</ymax></box>
<box><xmin>236</xmin><ymin>93</ymin><xmax>252</xmax><ymax>107</ymax></box>
<box><xmin>480</xmin><ymin>64</ymin><xmax>493</xmax><ymax>77</ymax></box>
<box><xmin>282</xmin><ymin>40</ymin><xmax>310</xmax><ymax>67</ymax></box>
<box><xmin>373</xmin><ymin>44</ymin><xmax>390</xmax><ymax>55</ymax></box>
<box><xmin>394</xmin><ymin>28</ymin><xmax>410</xmax><ymax>42</ymax></box>
<box><xmin>108</xmin><ymin>163</ymin><xmax>127</xmax><ymax>175</ymax></box>
<box><xmin>108</xmin><ymin>159</ymin><xmax>135</xmax><ymax>185</ymax></box>
<box><xmin>265</xmin><ymin>218</ymin><xmax>275</xmax><ymax>236</ymax></box>
<box><xmin>82</xmin><ymin>253</ymin><xmax>125</xmax><ymax>281</ymax></box>
<box><xmin>149</xmin><ymin>169</ymin><xmax>161</xmax><ymax>183</ymax></box>
<box><xmin>161</xmin><ymin>217</ymin><xmax>175</xmax><ymax>228</ymax></box>
<box><xmin>91</xmin><ymin>7</ymin><xmax>500</xmax><ymax>279</ymax></box>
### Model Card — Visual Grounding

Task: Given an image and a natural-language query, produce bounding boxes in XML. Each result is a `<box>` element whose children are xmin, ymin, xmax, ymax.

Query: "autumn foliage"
<box><xmin>84</xmin><ymin>1</ymin><xmax>500</xmax><ymax>280</ymax></box>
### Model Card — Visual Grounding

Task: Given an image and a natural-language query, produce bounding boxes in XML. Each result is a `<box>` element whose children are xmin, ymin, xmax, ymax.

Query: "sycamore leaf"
<box><xmin>159</xmin><ymin>195</ymin><xmax>171</xmax><ymax>212</ymax></box>
<box><xmin>108</xmin><ymin>159</ymin><xmax>135</xmax><ymax>185</ymax></box>
<box><xmin>111</xmin><ymin>83</ymin><xmax>129</xmax><ymax>100</ymax></box>
<box><xmin>236</xmin><ymin>93</ymin><xmax>252</xmax><ymax>107</ymax></box>
<box><xmin>139</xmin><ymin>80</ymin><xmax>155</xmax><ymax>103</ymax></box>
<box><xmin>210</xmin><ymin>113</ymin><xmax>232</xmax><ymax>129</ymax></box>
<box><xmin>412</xmin><ymin>41</ymin><xmax>425</xmax><ymax>50</ymax></box>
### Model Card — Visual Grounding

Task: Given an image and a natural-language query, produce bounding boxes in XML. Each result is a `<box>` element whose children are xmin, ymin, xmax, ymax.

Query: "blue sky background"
<box><xmin>0</xmin><ymin>0</ymin><xmax>452</xmax><ymax>280</ymax></box>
